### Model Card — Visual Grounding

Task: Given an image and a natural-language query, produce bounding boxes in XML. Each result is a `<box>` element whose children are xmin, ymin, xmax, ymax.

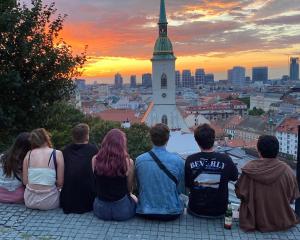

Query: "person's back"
<box><xmin>186</xmin><ymin>151</ymin><xmax>238</xmax><ymax>217</ymax></box>
<box><xmin>136</xmin><ymin>124</ymin><xmax>184</xmax><ymax>221</ymax></box>
<box><xmin>185</xmin><ymin>124</ymin><xmax>238</xmax><ymax>217</ymax></box>
<box><xmin>92</xmin><ymin>129</ymin><xmax>137</xmax><ymax>221</ymax></box>
<box><xmin>23</xmin><ymin>128</ymin><xmax>64</xmax><ymax>210</ymax></box>
<box><xmin>60</xmin><ymin>124</ymin><xmax>98</xmax><ymax>214</ymax></box>
<box><xmin>236</xmin><ymin>135</ymin><xmax>300</xmax><ymax>232</ymax></box>
<box><xmin>0</xmin><ymin>132</ymin><xmax>31</xmax><ymax>203</ymax></box>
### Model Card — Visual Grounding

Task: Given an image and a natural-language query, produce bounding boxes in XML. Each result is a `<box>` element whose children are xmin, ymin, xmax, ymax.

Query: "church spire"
<box><xmin>159</xmin><ymin>0</ymin><xmax>168</xmax><ymax>24</ymax></box>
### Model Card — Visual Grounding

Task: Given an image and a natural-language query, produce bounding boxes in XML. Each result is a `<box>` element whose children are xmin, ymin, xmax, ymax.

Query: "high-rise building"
<box><xmin>75</xmin><ymin>79</ymin><xmax>86</xmax><ymax>90</ymax></box>
<box><xmin>228</xmin><ymin>66</ymin><xmax>246</xmax><ymax>86</ymax></box>
<box><xmin>252</xmin><ymin>67</ymin><xmax>268</xmax><ymax>83</ymax></box>
<box><xmin>182</xmin><ymin>70</ymin><xmax>194</xmax><ymax>88</ymax></box>
<box><xmin>175</xmin><ymin>71</ymin><xmax>181</xmax><ymax>88</ymax></box>
<box><xmin>142</xmin><ymin>73</ymin><xmax>152</xmax><ymax>88</ymax></box>
<box><xmin>195</xmin><ymin>69</ymin><xmax>205</xmax><ymax>85</ymax></box>
<box><xmin>114</xmin><ymin>73</ymin><xmax>123</xmax><ymax>89</ymax></box>
<box><xmin>245</xmin><ymin>76</ymin><xmax>251</xmax><ymax>84</ymax></box>
<box><xmin>204</xmin><ymin>74</ymin><xmax>214</xmax><ymax>84</ymax></box>
<box><xmin>130</xmin><ymin>75</ymin><xmax>137</xmax><ymax>88</ymax></box>
<box><xmin>290</xmin><ymin>57</ymin><xmax>299</xmax><ymax>81</ymax></box>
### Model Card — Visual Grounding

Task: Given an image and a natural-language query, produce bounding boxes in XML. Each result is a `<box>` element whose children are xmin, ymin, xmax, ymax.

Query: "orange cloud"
<box><xmin>42</xmin><ymin>0</ymin><xmax>300</xmax><ymax>82</ymax></box>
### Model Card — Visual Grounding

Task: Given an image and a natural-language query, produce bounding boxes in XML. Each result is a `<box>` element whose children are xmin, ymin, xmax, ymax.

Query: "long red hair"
<box><xmin>94</xmin><ymin>129</ymin><xmax>129</xmax><ymax>177</ymax></box>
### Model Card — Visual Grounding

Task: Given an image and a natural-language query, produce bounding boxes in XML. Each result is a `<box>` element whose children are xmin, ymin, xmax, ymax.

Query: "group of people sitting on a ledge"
<box><xmin>0</xmin><ymin>123</ymin><xmax>299</xmax><ymax>232</ymax></box>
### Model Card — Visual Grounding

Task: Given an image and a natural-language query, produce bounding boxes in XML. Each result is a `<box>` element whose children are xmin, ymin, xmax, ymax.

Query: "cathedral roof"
<box><xmin>159</xmin><ymin>0</ymin><xmax>167</xmax><ymax>24</ymax></box>
<box><xmin>152</xmin><ymin>0</ymin><xmax>175</xmax><ymax>60</ymax></box>
<box><xmin>153</xmin><ymin>37</ymin><xmax>174</xmax><ymax>56</ymax></box>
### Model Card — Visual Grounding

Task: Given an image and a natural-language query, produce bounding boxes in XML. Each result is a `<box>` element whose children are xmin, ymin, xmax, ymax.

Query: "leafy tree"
<box><xmin>125</xmin><ymin>124</ymin><xmax>152</xmax><ymax>159</ymax></box>
<box><xmin>249</xmin><ymin>107</ymin><xmax>265</xmax><ymax>116</ymax></box>
<box><xmin>88</xmin><ymin>119</ymin><xmax>120</xmax><ymax>147</ymax></box>
<box><xmin>238</xmin><ymin>97</ymin><xmax>250</xmax><ymax>109</ymax></box>
<box><xmin>0</xmin><ymin>0</ymin><xmax>86</xmax><ymax>147</ymax></box>
<box><xmin>43</xmin><ymin>102</ymin><xmax>86</xmax><ymax>149</ymax></box>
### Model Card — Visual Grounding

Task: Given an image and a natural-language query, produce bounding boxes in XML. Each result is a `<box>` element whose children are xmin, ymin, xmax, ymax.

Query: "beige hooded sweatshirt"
<box><xmin>235</xmin><ymin>158</ymin><xmax>300</xmax><ymax>232</ymax></box>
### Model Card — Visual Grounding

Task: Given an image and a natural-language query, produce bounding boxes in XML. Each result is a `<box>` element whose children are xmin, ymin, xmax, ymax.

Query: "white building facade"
<box><xmin>275</xmin><ymin>118</ymin><xmax>300</xmax><ymax>159</ymax></box>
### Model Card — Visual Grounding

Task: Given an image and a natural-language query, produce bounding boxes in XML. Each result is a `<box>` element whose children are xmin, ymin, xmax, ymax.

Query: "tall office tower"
<box><xmin>228</xmin><ymin>66</ymin><xmax>246</xmax><ymax>86</ymax></box>
<box><xmin>290</xmin><ymin>57</ymin><xmax>299</xmax><ymax>81</ymax></box>
<box><xmin>114</xmin><ymin>73</ymin><xmax>123</xmax><ymax>89</ymax></box>
<box><xmin>142</xmin><ymin>73</ymin><xmax>152</xmax><ymax>88</ymax></box>
<box><xmin>75</xmin><ymin>79</ymin><xmax>86</xmax><ymax>90</ymax></box>
<box><xmin>195</xmin><ymin>68</ymin><xmax>205</xmax><ymax>85</ymax></box>
<box><xmin>245</xmin><ymin>76</ymin><xmax>251</xmax><ymax>84</ymax></box>
<box><xmin>204</xmin><ymin>74</ymin><xmax>214</xmax><ymax>84</ymax></box>
<box><xmin>175</xmin><ymin>70</ymin><xmax>181</xmax><ymax>88</ymax></box>
<box><xmin>252</xmin><ymin>67</ymin><xmax>268</xmax><ymax>84</ymax></box>
<box><xmin>130</xmin><ymin>75</ymin><xmax>137</xmax><ymax>88</ymax></box>
<box><xmin>182</xmin><ymin>70</ymin><xmax>194</xmax><ymax>88</ymax></box>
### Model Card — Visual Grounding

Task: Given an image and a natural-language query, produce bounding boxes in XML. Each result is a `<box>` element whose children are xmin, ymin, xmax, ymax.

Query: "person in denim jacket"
<box><xmin>135</xmin><ymin>124</ymin><xmax>184</xmax><ymax>221</ymax></box>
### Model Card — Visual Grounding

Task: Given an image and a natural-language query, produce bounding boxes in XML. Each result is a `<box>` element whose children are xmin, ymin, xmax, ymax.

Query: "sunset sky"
<box><xmin>24</xmin><ymin>0</ymin><xmax>300</xmax><ymax>83</ymax></box>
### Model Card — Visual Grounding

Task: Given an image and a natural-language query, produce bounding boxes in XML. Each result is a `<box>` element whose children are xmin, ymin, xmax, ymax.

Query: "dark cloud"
<box><xmin>255</xmin><ymin>14</ymin><xmax>300</xmax><ymax>25</ymax></box>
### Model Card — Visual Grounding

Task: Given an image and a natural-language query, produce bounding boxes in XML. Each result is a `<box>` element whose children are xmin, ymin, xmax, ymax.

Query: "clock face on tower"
<box><xmin>162</xmin><ymin>93</ymin><xmax>167</xmax><ymax>98</ymax></box>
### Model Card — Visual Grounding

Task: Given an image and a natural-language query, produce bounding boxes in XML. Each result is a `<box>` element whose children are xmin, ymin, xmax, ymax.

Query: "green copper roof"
<box><xmin>154</xmin><ymin>36</ymin><xmax>173</xmax><ymax>55</ymax></box>
<box><xmin>153</xmin><ymin>0</ymin><xmax>175</xmax><ymax>60</ymax></box>
<box><xmin>159</xmin><ymin>0</ymin><xmax>167</xmax><ymax>24</ymax></box>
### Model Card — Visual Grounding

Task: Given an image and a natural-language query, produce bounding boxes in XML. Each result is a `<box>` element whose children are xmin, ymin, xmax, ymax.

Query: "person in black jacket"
<box><xmin>185</xmin><ymin>124</ymin><xmax>238</xmax><ymax>217</ymax></box>
<box><xmin>60</xmin><ymin>124</ymin><xmax>98</xmax><ymax>214</ymax></box>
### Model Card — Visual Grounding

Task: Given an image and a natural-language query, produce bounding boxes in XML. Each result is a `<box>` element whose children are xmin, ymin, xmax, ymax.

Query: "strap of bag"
<box><xmin>49</xmin><ymin>150</ymin><xmax>58</xmax><ymax>179</ymax></box>
<box><xmin>148</xmin><ymin>151</ymin><xmax>178</xmax><ymax>185</ymax></box>
<box><xmin>53</xmin><ymin>150</ymin><xmax>57</xmax><ymax>179</ymax></box>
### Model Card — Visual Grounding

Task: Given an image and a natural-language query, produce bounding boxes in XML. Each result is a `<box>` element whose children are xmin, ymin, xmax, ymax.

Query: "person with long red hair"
<box><xmin>92</xmin><ymin>129</ymin><xmax>137</xmax><ymax>221</ymax></box>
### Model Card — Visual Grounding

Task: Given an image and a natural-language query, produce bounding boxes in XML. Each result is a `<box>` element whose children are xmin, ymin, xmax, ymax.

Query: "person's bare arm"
<box><xmin>127</xmin><ymin>159</ymin><xmax>135</xmax><ymax>193</ymax></box>
<box><xmin>22</xmin><ymin>152</ymin><xmax>29</xmax><ymax>186</ymax></box>
<box><xmin>92</xmin><ymin>156</ymin><xmax>96</xmax><ymax>172</ymax></box>
<box><xmin>56</xmin><ymin>150</ymin><xmax>64</xmax><ymax>189</ymax></box>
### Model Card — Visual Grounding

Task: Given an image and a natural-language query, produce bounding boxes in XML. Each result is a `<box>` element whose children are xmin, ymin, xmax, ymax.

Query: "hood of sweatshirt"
<box><xmin>241</xmin><ymin>158</ymin><xmax>288</xmax><ymax>185</ymax></box>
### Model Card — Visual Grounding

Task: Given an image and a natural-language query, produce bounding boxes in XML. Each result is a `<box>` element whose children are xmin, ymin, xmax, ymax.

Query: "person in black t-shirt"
<box><xmin>60</xmin><ymin>124</ymin><xmax>98</xmax><ymax>214</ymax></box>
<box><xmin>185</xmin><ymin>124</ymin><xmax>238</xmax><ymax>217</ymax></box>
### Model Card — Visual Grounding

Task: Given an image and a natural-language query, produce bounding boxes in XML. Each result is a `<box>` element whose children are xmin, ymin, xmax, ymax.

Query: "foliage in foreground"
<box><xmin>0</xmin><ymin>0</ymin><xmax>86</xmax><ymax>142</ymax></box>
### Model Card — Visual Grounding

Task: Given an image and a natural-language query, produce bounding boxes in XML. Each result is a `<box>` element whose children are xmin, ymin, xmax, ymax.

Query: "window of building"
<box><xmin>161</xmin><ymin>73</ymin><xmax>167</xmax><ymax>89</ymax></box>
<box><xmin>162</xmin><ymin>115</ymin><xmax>168</xmax><ymax>125</ymax></box>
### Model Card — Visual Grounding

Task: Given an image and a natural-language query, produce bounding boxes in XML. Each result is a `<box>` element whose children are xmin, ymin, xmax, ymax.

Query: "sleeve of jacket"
<box><xmin>235</xmin><ymin>173</ymin><xmax>249</xmax><ymax>203</ymax></box>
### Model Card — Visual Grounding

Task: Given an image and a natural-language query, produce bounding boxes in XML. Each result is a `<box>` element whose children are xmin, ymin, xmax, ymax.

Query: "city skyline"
<box><xmin>23</xmin><ymin>0</ymin><xmax>300</xmax><ymax>83</ymax></box>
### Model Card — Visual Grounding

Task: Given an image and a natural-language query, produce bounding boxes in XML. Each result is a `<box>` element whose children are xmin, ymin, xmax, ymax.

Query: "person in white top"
<box><xmin>23</xmin><ymin>128</ymin><xmax>64</xmax><ymax>210</ymax></box>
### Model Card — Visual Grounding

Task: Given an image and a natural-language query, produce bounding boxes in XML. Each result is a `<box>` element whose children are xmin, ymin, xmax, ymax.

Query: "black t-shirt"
<box><xmin>185</xmin><ymin>152</ymin><xmax>238</xmax><ymax>216</ymax></box>
<box><xmin>60</xmin><ymin>144</ymin><xmax>98</xmax><ymax>214</ymax></box>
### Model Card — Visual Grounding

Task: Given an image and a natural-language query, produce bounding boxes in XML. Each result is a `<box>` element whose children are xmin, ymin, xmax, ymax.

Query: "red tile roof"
<box><xmin>94</xmin><ymin>109</ymin><xmax>141</xmax><ymax>123</ymax></box>
<box><xmin>226</xmin><ymin>139</ymin><xmax>257</xmax><ymax>148</ymax></box>
<box><xmin>276</xmin><ymin>118</ymin><xmax>300</xmax><ymax>135</ymax></box>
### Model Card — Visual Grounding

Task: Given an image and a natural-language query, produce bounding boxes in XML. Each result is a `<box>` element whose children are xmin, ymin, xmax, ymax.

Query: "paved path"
<box><xmin>1</xmin><ymin>204</ymin><xmax>300</xmax><ymax>240</ymax></box>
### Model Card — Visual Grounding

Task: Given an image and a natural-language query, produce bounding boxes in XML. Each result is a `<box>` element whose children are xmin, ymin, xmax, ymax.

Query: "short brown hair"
<box><xmin>194</xmin><ymin>124</ymin><xmax>215</xmax><ymax>150</ymax></box>
<box><xmin>72</xmin><ymin>123</ymin><xmax>90</xmax><ymax>143</ymax></box>
<box><xmin>30</xmin><ymin>128</ymin><xmax>52</xmax><ymax>149</ymax></box>
<box><xmin>150</xmin><ymin>124</ymin><xmax>170</xmax><ymax>146</ymax></box>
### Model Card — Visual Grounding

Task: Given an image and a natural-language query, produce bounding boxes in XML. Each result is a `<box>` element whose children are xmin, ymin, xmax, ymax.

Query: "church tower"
<box><xmin>143</xmin><ymin>0</ymin><xmax>189</xmax><ymax>132</ymax></box>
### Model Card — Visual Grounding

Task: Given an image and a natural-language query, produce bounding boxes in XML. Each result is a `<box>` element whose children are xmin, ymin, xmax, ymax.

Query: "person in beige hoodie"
<box><xmin>235</xmin><ymin>135</ymin><xmax>300</xmax><ymax>232</ymax></box>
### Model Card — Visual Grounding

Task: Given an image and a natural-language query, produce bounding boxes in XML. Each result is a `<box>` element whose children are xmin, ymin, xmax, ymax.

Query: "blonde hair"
<box><xmin>30</xmin><ymin>128</ymin><xmax>53</xmax><ymax>149</ymax></box>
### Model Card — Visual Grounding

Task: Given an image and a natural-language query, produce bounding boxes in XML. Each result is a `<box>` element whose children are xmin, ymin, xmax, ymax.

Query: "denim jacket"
<box><xmin>135</xmin><ymin>146</ymin><xmax>185</xmax><ymax>215</ymax></box>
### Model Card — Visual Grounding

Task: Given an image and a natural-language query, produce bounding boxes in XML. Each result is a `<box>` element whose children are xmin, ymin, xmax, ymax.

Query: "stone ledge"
<box><xmin>0</xmin><ymin>203</ymin><xmax>300</xmax><ymax>240</ymax></box>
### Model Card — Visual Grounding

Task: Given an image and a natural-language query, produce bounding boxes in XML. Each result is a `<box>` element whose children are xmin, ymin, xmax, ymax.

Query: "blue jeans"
<box><xmin>93</xmin><ymin>195</ymin><xmax>136</xmax><ymax>221</ymax></box>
